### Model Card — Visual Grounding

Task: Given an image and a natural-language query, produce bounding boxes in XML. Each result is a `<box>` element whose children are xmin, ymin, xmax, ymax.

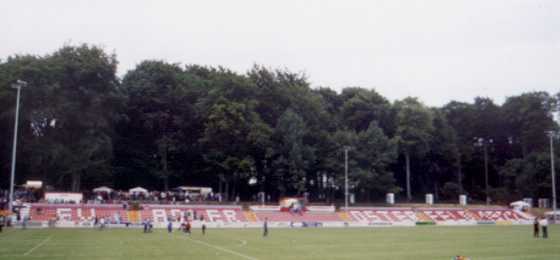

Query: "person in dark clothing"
<box><xmin>202</xmin><ymin>223</ymin><xmax>206</xmax><ymax>235</ymax></box>
<box><xmin>167</xmin><ymin>221</ymin><xmax>173</xmax><ymax>233</ymax></box>
<box><xmin>0</xmin><ymin>215</ymin><xmax>4</xmax><ymax>232</ymax></box>
<box><xmin>533</xmin><ymin>217</ymin><xmax>540</xmax><ymax>238</ymax></box>
<box><xmin>263</xmin><ymin>218</ymin><xmax>268</xmax><ymax>237</ymax></box>
<box><xmin>533</xmin><ymin>217</ymin><xmax>539</xmax><ymax>238</ymax></box>
<box><xmin>185</xmin><ymin>221</ymin><xmax>191</xmax><ymax>235</ymax></box>
<box><xmin>143</xmin><ymin>220</ymin><xmax>149</xmax><ymax>233</ymax></box>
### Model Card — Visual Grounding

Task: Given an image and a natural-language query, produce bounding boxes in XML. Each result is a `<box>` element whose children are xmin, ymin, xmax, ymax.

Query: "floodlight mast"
<box><xmin>344</xmin><ymin>146</ymin><xmax>350</xmax><ymax>211</ymax></box>
<box><xmin>474</xmin><ymin>137</ymin><xmax>492</xmax><ymax>205</ymax></box>
<box><xmin>8</xmin><ymin>80</ymin><xmax>27</xmax><ymax>212</ymax></box>
<box><xmin>547</xmin><ymin>130</ymin><xmax>557</xmax><ymax>213</ymax></box>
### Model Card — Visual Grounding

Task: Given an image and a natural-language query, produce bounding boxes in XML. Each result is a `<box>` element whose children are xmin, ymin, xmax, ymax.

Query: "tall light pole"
<box><xmin>8</xmin><ymin>80</ymin><xmax>27</xmax><ymax>212</ymax></box>
<box><xmin>475</xmin><ymin>137</ymin><xmax>492</xmax><ymax>205</ymax></box>
<box><xmin>547</xmin><ymin>131</ymin><xmax>557</xmax><ymax>213</ymax></box>
<box><xmin>344</xmin><ymin>146</ymin><xmax>350</xmax><ymax>211</ymax></box>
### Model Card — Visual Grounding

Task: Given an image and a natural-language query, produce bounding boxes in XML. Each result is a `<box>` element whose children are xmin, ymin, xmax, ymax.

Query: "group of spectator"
<box><xmin>0</xmin><ymin>188</ymin><xmax>40</xmax><ymax>205</ymax></box>
<box><xmin>84</xmin><ymin>190</ymin><xmax>224</xmax><ymax>205</ymax></box>
<box><xmin>0</xmin><ymin>189</ymin><xmax>42</xmax><ymax>210</ymax></box>
<box><xmin>0</xmin><ymin>187</ymin><xmax>228</xmax><ymax>206</ymax></box>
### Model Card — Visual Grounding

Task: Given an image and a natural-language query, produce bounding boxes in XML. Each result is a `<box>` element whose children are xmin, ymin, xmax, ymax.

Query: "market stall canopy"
<box><xmin>510</xmin><ymin>200</ymin><xmax>531</xmax><ymax>210</ymax></box>
<box><xmin>22</xmin><ymin>180</ymin><xmax>42</xmax><ymax>189</ymax></box>
<box><xmin>129</xmin><ymin>187</ymin><xmax>149</xmax><ymax>194</ymax></box>
<box><xmin>93</xmin><ymin>186</ymin><xmax>113</xmax><ymax>193</ymax></box>
<box><xmin>174</xmin><ymin>186</ymin><xmax>212</xmax><ymax>196</ymax></box>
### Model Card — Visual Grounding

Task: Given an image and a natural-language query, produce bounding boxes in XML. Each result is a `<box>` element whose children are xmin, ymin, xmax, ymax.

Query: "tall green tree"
<box><xmin>354</xmin><ymin>121</ymin><xmax>399</xmax><ymax>199</ymax></box>
<box><xmin>120</xmin><ymin>61</ymin><xmax>196</xmax><ymax>191</ymax></box>
<box><xmin>271</xmin><ymin>109</ymin><xmax>315</xmax><ymax>196</ymax></box>
<box><xmin>394</xmin><ymin>97</ymin><xmax>434</xmax><ymax>201</ymax></box>
<box><xmin>424</xmin><ymin>109</ymin><xmax>460</xmax><ymax>200</ymax></box>
<box><xmin>502</xmin><ymin>92</ymin><xmax>556</xmax><ymax>157</ymax></box>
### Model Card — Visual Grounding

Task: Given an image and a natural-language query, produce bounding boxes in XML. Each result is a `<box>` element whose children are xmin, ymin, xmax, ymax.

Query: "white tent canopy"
<box><xmin>129</xmin><ymin>187</ymin><xmax>149</xmax><ymax>194</ymax></box>
<box><xmin>545</xmin><ymin>211</ymin><xmax>560</xmax><ymax>216</ymax></box>
<box><xmin>510</xmin><ymin>200</ymin><xmax>531</xmax><ymax>210</ymax></box>
<box><xmin>23</xmin><ymin>180</ymin><xmax>43</xmax><ymax>189</ymax></box>
<box><xmin>93</xmin><ymin>186</ymin><xmax>113</xmax><ymax>193</ymax></box>
<box><xmin>174</xmin><ymin>186</ymin><xmax>212</xmax><ymax>196</ymax></box>
<box><xmin>545</xmin><ymin>211</ymin><xmax>560</xmax><ymax>222</ymax></box>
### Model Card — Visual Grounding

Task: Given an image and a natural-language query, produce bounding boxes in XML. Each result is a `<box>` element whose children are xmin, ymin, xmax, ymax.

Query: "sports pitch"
<box><xmin>0</xmin><ymin>226</ymin><xmax>558</xmax><ymax>260</ymax></box>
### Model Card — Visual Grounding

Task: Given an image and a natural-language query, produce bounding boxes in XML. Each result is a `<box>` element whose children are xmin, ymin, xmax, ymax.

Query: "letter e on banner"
<box><xmin>152</xmin><ymin>209</ymin><xmax>167</xmax><ymax>223</ymax></box>
<box><xmin>206</xmin><ymin>209</ymin><xmax>221</xmax><ymax>222</ymax></box>
<box><xmin>57</xmin><ymin>208</ymin><xmax>72</xmax><ymax>221</ymax></box>
<box><xmin>223</xmin><ymin>210</ymin><xmax>238</xmax><ymax>222</ymax></box>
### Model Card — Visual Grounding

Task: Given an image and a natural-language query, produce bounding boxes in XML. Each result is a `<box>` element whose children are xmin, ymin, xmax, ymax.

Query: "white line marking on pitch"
<box><xmin>236</xmin><ymin>240</ymin><xmax>248</xmax><ymax>247</ymax></box>
<box><xmin>23</xmin><ymin>235</ymin><xmax>52</xmax><ymax>256</ymax></box>
<box><xmin>186</xmin><ymin>237</ymin><xmax>258</xmax><ymax>260</ymax></box>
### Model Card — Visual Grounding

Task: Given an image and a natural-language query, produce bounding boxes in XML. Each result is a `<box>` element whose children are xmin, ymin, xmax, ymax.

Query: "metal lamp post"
<box><xmin>344</xmin><ymin>146</ymin><xmax>350</xmax><ymax>211</ymax></box>
<box><xmin>8</xmin><ymin>80</ymin><xmax>27</xmax><ymax>212</ymax></box>
<box><xmin>546</xmin><ymin>131</ymin><xmax>557</xmax><ymax>213</ymax></box>
<box><xmin>475</xmin><ymin>137</ymin><xmax>493</xmax><ymax>205</ymax></box>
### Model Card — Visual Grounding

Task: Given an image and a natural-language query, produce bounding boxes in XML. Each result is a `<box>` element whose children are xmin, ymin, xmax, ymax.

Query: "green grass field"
<box><xmin>0</xmin><ymin>225</ymin><xmax>558</xmax><ymax>260</ymax></box>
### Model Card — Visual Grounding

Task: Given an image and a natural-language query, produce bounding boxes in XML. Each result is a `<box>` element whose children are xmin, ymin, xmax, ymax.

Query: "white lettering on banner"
<box><xmin>391</xmin><ymin>210</ymin><xmax>414</xmax><ymax>222</ymax></box>
<box><xmin>438</xmin><ymin>211</ymin><xmax>451</xmax><ymax>220</ymax></box>
<box><xmin>206</xmin><ymin>209</ymin><xmax>221</xmax><ymax>222</ymax></box>
<box><xmin>423</xmin><ymin>210</ymin><xmax>465</xmax><ymax>221</ymax></box>
<box><xmin>77</xmin><ymin>208</ymin><xmax>96</xmax><ymax>219</ymax></box>
<box><xmin>456</xmin><ymin>210</ymin><xmax>469</xmax><ymax>220</ymax></box>
<box><xmin>152</xmin><ymin>209</ymin><xmax>167</xmax><ymax>223</ymax></box>
<box><xmin>365</xmin><ymin>211</ymin><xmax>382</xmax><ymax>222</ymax></box>
<box><xmin>375</xmin><ymin>211</ymin><xmax>387</xmax><ymax>220</ymax></box>
<box><xmin>350</xmin><ymin>211</ymin><xmax>366</xmax><ymax>222</ymax></box>
<box><xmin>349</xmin><ymin>210</ymin><xmax>415</xmax><ymax>222</ymax></box>
<box><xmin>57</xmin><ymin>208</ymin><xmax>72</xmax><ymax>221</ymax></box>
<box><xmin>504</xmin><ymin>211</ymin><xmax>521</xmax><ymax>220</ymax></box>
<box><xmin>473</xmin><ymin>210</ymin><xmax>522</xmax><ymax>221</ymax></box>
<box><xmin>223</xmin><ymin>210</ymin><xmax>238</xmax><ymax>222</ymax></box>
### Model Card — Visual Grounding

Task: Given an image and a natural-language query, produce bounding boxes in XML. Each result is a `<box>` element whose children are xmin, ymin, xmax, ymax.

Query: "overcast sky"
<box><xmin>1</xmin><ymin>0</ymin><xmax>559</xmax><ymax>106</ymax></box>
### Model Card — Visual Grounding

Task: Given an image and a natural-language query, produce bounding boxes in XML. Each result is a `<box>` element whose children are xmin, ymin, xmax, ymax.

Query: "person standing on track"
<box><xmin>263</xmin><ymin>218</ymin><xmax>268</xmax><ymax>237</ymax></box>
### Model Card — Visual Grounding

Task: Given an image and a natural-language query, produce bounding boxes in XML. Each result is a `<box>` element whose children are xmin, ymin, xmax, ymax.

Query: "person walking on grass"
<box><xmin>185</xmin><ymin>221</ymin><xmax>191</xmax><ymax>235</ymax></box>
<box><xmin>263</xmin><ymin>218</ymin><xmax>268</xmax><ymax>237</ymax></box>
<box><xmin>202</xmin><ymin>221</ymin><xmax>207</xmax><ymax>235</ymax></box>
<box><xmin>99</xmin><ymin>217</ymin><xmax>106</xmax><ymax>230</ymax></box>
<box><xmin>533</xmin><ymin>217</ymin><xmax>540</xmax><ymax>238</ymax></box>
<box><xmin>0</xmin><ymin>215</ymin><xmax>4</xmax><ymax>232</ymax></box>
<box><xmin>167</xmin><ymin>220</ymin><xmax>173</xmax><ymax>233</ymax></box>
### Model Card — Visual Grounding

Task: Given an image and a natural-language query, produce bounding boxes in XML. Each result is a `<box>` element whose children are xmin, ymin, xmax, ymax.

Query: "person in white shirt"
<box><xmin>539</xmin><ymin>217</ymin><xmax>548</xmax><ymax>239</ymax></box>
<box><xmin>99</xmin><ymin>217</ymin><xmax>106</xmax><ymax>230</ymax></box>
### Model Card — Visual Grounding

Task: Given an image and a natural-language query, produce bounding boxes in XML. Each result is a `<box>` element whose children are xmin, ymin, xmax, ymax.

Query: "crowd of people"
<box><xmin>0</xmin><ymin>188</ymin><xmax>41</xmax><ymax>206</ymax></box>
<box><xmin>0</xmin><ymin>187</ymin><xmax>227</xmax><ymax>207</ymax></box>
<box><xmin>84</xmin><ymin>190</ymin><xmax>224</xmax><ymax>205</ymax></box>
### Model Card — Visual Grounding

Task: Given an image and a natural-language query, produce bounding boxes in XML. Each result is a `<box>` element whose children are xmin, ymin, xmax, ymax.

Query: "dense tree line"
<box><xmin>0</xmin><ymin>45</ymin><xmax>558</xmax><ymax>203</ymax></box>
